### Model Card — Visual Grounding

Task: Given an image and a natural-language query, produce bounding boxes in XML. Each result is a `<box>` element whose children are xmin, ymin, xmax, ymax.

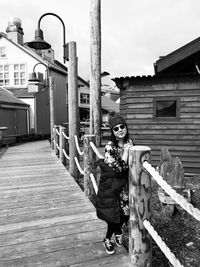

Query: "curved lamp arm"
<box><xmin>38</xmin><ymin>13</ymin><xmax>67</xmax><ymax>63</ymax></box>
<box><xmin>33</xmin><ymin>62</ymin><xmax>48</xmax><ymax>73</ymax></box>
<box><xmin>29</xmin><ymin>62</ymin><xmax>49</xmax><ymax>84</ymax></box>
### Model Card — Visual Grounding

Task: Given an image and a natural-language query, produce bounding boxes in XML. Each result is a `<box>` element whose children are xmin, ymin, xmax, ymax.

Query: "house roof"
<box><xmin>6</xmin><ymin>88</ymin><xmax>35</xmax><ymax>98</ymax></box>
<box><xmin>113</xmin><ymin>72</ymin><xmax>200</xmax><ymax>89</ymax></box>
<box><xmin>154</xmin><ymin>36</ymin><xmax>200</xmax><ymax>74</ymax></box>
<box><xmin>0</xmin><ymin>32</ymin><xmax>67</xmax><ymax>75</ymax></box>
<box><xmin>0</xmin><ymin>87</ymin><xmax>29</xmax><ymax>105</ymax></box>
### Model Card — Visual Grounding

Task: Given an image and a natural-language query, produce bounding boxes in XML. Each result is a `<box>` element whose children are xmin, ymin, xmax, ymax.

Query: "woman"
<box><xmin>94</xmin><ymin>112</ymin><xmax>134</xmax><ymax>255</ymax></box>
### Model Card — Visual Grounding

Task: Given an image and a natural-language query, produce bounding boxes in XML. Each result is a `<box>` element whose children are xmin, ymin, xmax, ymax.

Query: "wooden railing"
<box><xmin>53</xmin><ymin>125</ymin><xmax>200</xmax><ymax>267</ymax></box>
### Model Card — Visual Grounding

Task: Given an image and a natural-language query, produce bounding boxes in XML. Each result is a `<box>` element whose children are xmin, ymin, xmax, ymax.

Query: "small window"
<box><xmin>154</xmin><ymin>98</ymin><xmax>179</xmax><ymax>119</ymax></box>
<box><xmin>0</xmin><ymin>47</ymin><xmax>6</xmax><ymax>58</ymax></box>
<box><xmin>0</xmin><ymin>64</ymin><xmax>9</xmax><ymax>86</ymax></box>
<box><xmin>14</xmin><ymin>64</ymin><xmax>26</xmax><ymax>85</ymax></box>
<box><xmin>80</xmin><ymin>93</ymin><xmax>90</xmax><ymax>104</ymax></box>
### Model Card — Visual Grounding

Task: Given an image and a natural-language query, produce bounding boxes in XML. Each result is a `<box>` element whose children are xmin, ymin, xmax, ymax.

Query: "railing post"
<box><xmin>59</xmin><ymin>126</ymin><xmax>64</xmax><ymax>164</ymax></box>
<box><xmin>68</xmin><ymin>41</ymin><xmax>79</xmax><ymax>178</ymax></box>
<box><xmin>83</xmin><ymin>135</ymin><xmax>96</xmax><ymax>202</ymax></box>
<box><xmin>128</xmin><ymin>145</ymin><xmax>152</xmax><ymax>267</ymax></box>
<box><xmin>54</xmin><ymin>125</ymin><xmax>59</xmax><ymax>156</ymax></box>
<box><xmin>49</xmin><ymin>76</ymin><xmax>55</xmax><ymax>150</ymax></box>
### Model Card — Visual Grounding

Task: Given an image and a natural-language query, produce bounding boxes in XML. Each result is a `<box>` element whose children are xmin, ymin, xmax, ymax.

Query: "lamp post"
<box><xmin>28</xmin><ymin>62</ymin><xmax>48</xmax><ymax>84</ymax></box>
<box><xmin>28</xmin><ymin>62</ymin><xmax>55</xmax><ymax>149</ymax></box>
<box><xmin>25</xmin><ymin>13</ymin><xmax>68</xmax><ymax>63</ymax></box>
<box><xmin>25</xmin><ymin>13</ymin><xmax>79</xmax><ymax>178</ymax></box>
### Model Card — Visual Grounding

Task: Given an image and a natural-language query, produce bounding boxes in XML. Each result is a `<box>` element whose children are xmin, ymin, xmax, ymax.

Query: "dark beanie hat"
<box><xmin>108</xmin><ymin>112</ymin><xmax>126</xmax><ymax>129</ymax></box>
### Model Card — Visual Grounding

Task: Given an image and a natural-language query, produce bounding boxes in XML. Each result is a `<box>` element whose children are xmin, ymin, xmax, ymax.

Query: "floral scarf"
<box><xmin>104</xmin><ymin>139</ymin><xmax>134</xmax><ymax>216</ymax></box>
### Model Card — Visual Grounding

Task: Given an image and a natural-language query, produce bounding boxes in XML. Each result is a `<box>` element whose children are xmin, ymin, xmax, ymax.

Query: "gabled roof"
<box><xmin>113</xmin><ymin>72</ymin><xmax>200</xmax><ymax>89</ymax></box>
<box><xmin>154</xmin><ymin>36</ymin><xmax>200</xmax><ymax>74</ymax></box>
<box><xmin>0</xmin><ymin>87</ymin><xmax>29</xmax><ymax>106</ymax></box>
<box><xmin>6</xmin><ymin>88</ymin><xmax>35</xmax><ymax>98</ymax></box>
<box><xmin>0</xmin><ymin>33</ymin><xmax>67</xmax><ymax>75</ymax></box>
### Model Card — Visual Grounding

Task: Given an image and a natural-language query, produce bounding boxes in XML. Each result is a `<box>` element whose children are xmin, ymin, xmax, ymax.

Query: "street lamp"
<box><xmin>25</xmin><ymin>12</ymin><xmax>68</xmax><ymax>63</ymax></box>
<box><xmin>27</xmin><ymin>62</ymin><xmax>55</xmax><ymax>148</ymax></box>
<box><xmin>28</xmin><ymin>62</ymin><xmax>48</xmax><ymax>84</ymax></box>
<box><xmin>25</xmin><ymin>13</ymin><xmax>79</xmax><ymax>177</ymax></box>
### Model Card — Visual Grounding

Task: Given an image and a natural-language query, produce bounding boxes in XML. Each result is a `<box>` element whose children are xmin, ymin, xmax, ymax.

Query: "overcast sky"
<box><xmin>0</xmin><ymin>0</ymin><xmax>200</xmax><ymax>82</ymax></box>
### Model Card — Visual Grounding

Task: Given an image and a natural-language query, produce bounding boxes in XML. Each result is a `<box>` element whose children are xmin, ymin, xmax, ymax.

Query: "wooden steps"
<box><xmin>0</xmin><ymin>140</ymin><xmax>130</xmax><ymax>266</ymax></box>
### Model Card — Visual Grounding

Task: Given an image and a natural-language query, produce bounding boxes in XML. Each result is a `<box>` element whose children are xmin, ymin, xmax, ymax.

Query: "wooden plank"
<box><xmin>0</xmin><ymin>140</ymin><xmax>129</xmax><ymax>266</ymax></box>
<box><xmin>0</xmin><ymin>241</ymin><xmax>127</xmax><ymax>267</ymax></box>
<box><xmin>0</xmin><ymin>219</ymin><xmax>105</xmax><ymax>246</ymax></box>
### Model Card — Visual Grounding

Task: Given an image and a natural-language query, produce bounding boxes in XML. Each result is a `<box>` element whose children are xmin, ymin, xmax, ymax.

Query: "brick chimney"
<box><xmin>6</xmin><ymin>17</ymin><xmax>24</xmax><ymax>45</ymax></box>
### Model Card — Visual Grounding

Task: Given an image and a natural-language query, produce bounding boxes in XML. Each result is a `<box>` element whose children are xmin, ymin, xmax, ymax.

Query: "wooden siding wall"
<box><xmin>120</xmin><ymin>79</ymin><xmax>200</xmax><ymax>174</ymax></box>
<box><xmin>35</xmin><ymin>88</ymin><xmax>50</xmax><ymax>135</ymax></box>
<box><xmin>0</xmin><ymin>108</ymin><xmax>28</xmax><ymax>136</ymax></box>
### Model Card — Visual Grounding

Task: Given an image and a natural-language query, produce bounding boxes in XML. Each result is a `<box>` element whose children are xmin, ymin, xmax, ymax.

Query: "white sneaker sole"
<box><xmin>114</xmin><ymin>236</ymin><xmax>123</xmax><ymax>247</ymax></box>
<box><xmin>103</xmin><ymin>243</ymin><xmax>116</xmax><ymax>255</ymax></box>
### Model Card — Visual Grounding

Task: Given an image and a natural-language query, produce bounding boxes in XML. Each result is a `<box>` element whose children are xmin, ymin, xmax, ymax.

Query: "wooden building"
<box><xmin>114</xmin><ymin>36</ymin><xmax>200</xmax><ymax>174</ymax></box>
<box><xmin>0</xmin><ymin>87</ymin><xmax>29</xmax><ymax>143</ymax></box>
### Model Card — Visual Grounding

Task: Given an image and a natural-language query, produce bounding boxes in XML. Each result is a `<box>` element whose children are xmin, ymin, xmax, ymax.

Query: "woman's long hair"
<box><xmin>110</xmin><ymin>123</ymin><xmax>130</xmax><ymax>146</ymax></box>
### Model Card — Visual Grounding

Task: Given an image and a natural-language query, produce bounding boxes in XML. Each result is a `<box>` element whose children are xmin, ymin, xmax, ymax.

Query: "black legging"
<box><xmin>106</xmin><ymin>211</ymin><xmax>129</xmax><ymax>239</ymax></box>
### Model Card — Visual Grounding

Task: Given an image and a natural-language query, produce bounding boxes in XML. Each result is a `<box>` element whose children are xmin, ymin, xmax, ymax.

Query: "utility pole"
<box><xmin>90</xmin><ymin>0</ymin><xmax>101</xmax><ymax>147</ymax></box>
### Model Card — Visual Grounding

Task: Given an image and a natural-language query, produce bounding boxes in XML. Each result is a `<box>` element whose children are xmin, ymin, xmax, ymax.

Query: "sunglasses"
<box><xmin>113</xmin><ymin>124</ymin><xmax>125</xmax><ymax>132</ymax></box>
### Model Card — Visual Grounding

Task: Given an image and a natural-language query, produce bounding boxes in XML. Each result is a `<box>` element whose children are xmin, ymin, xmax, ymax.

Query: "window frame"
<box><xmin>13</xmin><ymin>63</ymin><xmax>26</xmax><ymax>86</ymax></box>
<box><xmin>153</xmin><ymin>97</ymin><xmax>180</xmax><ymax>120</ymax></box>
<box><xmin>0</xmin><ymin>64</ymin><xmax>10</xmax><ymax>86</ymax></box>
<box><xmin>80</xmin><ymin>93</ymin><xmax>90</xmax><ymax>104</ymax></box>
<box><xmin>0</xmin><ymin>47</ymin><xmax>6</xmax><ymax>58</ymax></box>
<box><xmin>0</xmin><ymin>63</ymin><xmax>27</xmax><ymax>87</ymax></box>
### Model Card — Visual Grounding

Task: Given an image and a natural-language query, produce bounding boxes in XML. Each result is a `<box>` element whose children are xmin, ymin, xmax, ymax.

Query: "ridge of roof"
<box><xmin>156</xmin><ymin>36</ymin><xmax>200</xmax><ymax>64</ymax></box>
<box><xmin>0</xmin><ymin>32</ymin><xmax>67</xmax><ymax>75</ymax></box>
<box><xmin>113</xmin><ymin>72</ymin><xmax>200</xmax><ymax>89</ymax></box>
<box><xmin>113</xmin><ymin>72</ymin><xmax>200</xmax><ymax>81</ymax></box>
<box><xmin>154</xmin><ymin>36</ymin><xmax>200</xmax><ymax>73</ymax></box>
<box><xmin>0</xmin><ymin>86</ymin><xmax>29</xmax><ymax>105</ymax></box>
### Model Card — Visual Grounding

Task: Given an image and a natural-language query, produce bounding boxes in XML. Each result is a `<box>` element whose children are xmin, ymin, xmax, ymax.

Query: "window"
<box><xmin>0</xmin><ymin>65</ymin><xmax>9</xmax><ymax>86</ymax></box>
<box><xmin>14</xmin><ymin>64</ymin><xmax>26</xmax><ymax>85</ymax></box>
<box><xmin>0</xmin><ymin>47</ymin><xmax>6</xmax><ymax>58</ymax></box>
<box><xmin>80</xmin><ymin>93</ymin><xmax>90</xmax><ymax>104</ymax></box>
<box><xmin>0</xmin><ymin>64</ymin><xmax>26</xmax><ymax>86</ymax></box>
<box><xmin>154</xmin><ymin>98</ymin><xmax>179</xmax><ymax>119</ymax></box>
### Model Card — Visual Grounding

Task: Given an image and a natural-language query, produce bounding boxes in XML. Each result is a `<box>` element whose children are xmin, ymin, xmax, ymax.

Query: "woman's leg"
<box><xmin>106</xmin><ymin>222</ymin><xmax>116</xmax><ymax>239</ymax></box>
<box><xmin>104</xmin><ymin>222</ymin><xmax>116</xmax><ymax>254</ymax></box>
<box><xmin>113</xmin><ymin>223</ymin><xmax>123</xmax><ymax>247</ymax></box>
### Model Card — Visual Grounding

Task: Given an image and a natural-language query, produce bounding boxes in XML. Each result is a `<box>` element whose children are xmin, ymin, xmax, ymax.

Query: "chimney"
<box><xmin>6</xmin><ymin>17</ymin><xmax>24</xmax><ymax>45</ymax></box>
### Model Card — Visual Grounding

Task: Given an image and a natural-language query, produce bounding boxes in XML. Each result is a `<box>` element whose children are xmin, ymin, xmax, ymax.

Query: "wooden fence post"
<box><xmin>83</xmin><ymin>135</ymin><xmax>96</xmax><ymax>202</ymax></box>
<box><xmin>54</xmin><ymin>125</ymin><xmax>59</xmax><ymax>156</ymax></box>
<box><xmin>89</xmin><ymin>0</ymin><xmax>101</xmax><ymax>147</ymax></box>
<box><xmin>68</xmin><ymin>41</ymin><xmax>79</xmax><ymax>178</ymax></box>
<box><xmin>49</xmin><ymin>76</ymin><xmax>55</xmax><ymax>150</ymax></box>
<box><xmin>59</xmin><ymin>126</ymin><xmax>65</xmax><ymax>164</ymax></box>
<box><xmin>128</xmin><ymin>145</ymin><xmax>152</xmax><ymax>267</ymax></box>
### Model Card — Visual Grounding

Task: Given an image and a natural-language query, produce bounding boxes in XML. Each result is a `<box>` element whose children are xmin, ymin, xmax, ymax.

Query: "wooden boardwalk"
<box><xmin>0</xmin><ymin>140</ymin><xmax>130</xmax><ymax>267</ymax></box>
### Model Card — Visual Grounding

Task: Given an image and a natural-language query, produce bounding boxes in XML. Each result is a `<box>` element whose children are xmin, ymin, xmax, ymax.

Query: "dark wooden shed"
<box><xmin>0</xmin><ymin>87</ymin><xmax>29</xmax><ymax>139</ymax></box>
<box><xmin>114</xmin><ymin>36</ymin><xmax>200</xmax><ymax>174</ymax></box>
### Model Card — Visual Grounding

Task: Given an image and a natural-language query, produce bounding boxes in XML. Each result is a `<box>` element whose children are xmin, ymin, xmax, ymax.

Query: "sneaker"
<box><xmin>103</xmin><ymin>238</ymin><xmax>116</xmax><ymax>255</ymax></box>
<box><xmin>114</xmin><ymin>234</ymin><xmax>123</xmax><ymax>247</ymax></box>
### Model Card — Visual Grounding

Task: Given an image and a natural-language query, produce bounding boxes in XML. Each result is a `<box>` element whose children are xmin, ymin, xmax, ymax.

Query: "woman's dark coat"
<box><xmin>94</xmin><ymin>159</ymin><xmax>128</xmax><ymax>224</ymax></box>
